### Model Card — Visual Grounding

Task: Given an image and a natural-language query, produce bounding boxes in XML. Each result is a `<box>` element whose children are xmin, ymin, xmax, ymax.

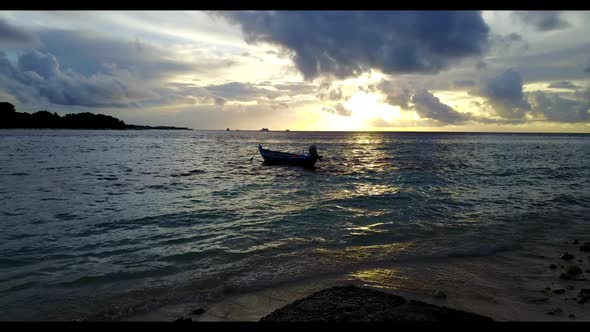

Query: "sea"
<box><xmin>1</xmin><ymin>129</ymin><xmax>589</xmax><ymax>320</ymax></box>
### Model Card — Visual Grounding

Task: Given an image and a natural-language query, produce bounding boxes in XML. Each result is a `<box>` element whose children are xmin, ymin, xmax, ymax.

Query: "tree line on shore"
<box><xmin>0</xmin><ymin>102</ymin><xmax>190</xmax><ymax>130</ymax></box>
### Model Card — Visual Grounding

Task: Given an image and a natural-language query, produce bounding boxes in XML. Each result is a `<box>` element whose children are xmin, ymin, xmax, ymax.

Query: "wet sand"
<box><xmin>124</xmin><ymin>237</ymin><xmax>590</xmax><ymax>321</ymax></box>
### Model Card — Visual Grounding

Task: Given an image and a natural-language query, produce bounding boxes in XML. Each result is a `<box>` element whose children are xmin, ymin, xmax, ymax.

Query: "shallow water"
<box><xmin>0</xmin><ymin>129</ymin><xmax>589</xmax><ymax>320</ymax></box>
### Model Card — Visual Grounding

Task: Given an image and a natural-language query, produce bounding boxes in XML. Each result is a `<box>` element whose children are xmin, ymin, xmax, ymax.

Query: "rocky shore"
<box><xmin>260</xmin><ymin>285</ymin><xmax>493</xmax><ymax>321</ymax></box>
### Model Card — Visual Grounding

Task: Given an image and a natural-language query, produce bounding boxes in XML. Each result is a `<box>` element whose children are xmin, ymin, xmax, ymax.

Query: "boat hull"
<box><xmin>258</xmin><ymin>146</ymin><xmax>318</xmax><ymax>168</ymax></box>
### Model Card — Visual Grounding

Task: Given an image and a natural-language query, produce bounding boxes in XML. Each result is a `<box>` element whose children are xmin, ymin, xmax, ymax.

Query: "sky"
<box><xmin>0</xmin><ymin>11</ymin><xmax>589</xmax><ymax>132</ymax></box>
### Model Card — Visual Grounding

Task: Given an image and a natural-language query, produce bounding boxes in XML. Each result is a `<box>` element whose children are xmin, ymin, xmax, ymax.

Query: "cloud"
<box><xmin>218</xmin><ymin>11</ymin><xmax>490</xmax><ymax>80</ymax></box>
<box><xmin>528</xmin><ymin>90</ymin><xmax>590</xmax><ymax>123</ymax></box>
<box><xmin>476</xmin><ymin>60</ymin><xmax>487</xmax><ymax>70</ymax></box>
<box><xmin>547</xmin><ymin>81</ymin><xmax>581</xmax><ymax>90</ymax></box>
<box><xmin>513</xmin><ymin>11</ymin><xmax>570</xmax><ymax>32</ymax></box>
<box><xmin>36</xmin><ymin>30</ymin><xmax>217</xmax><ymax>80</ymax></box>
<box><xmin>489</xmin><ymin>33</ymin><xmax>528</xmax><ymax>56</ymax></box>
<box><xmin>454</xmin><ymin>80</ymin><xmax>476</xmax><ymax>88</ymax></box>
<box><xmin>0</xmin><ymin>18</ymin><xmax>39</xmax><ymax>47</ymax></box>
<box><xmin>376</xmin><ymin>79</ymin><xmax>413</xmax><ymax>109</ymax></box>
<box><xmin>0</xmin><ymin>50</ymin><xmax>155</xmax><ymax>107</ymax></box>
<box><xmin>322</xmin><ymin>102</ymin><xmax>352</xmax><ymax>116</ymax></box>
<box><xmin>473</xmin><ymin>68</ymin><xmax>531</xmax><ymax>119</ymax></box>
<box><xmin>411</xmin><ymin>89</ymin><xmax>472</xmax><ymax>124</ymax></box>
<box><xmin>204</xmin><ymin>82</ymin><xmax>281</xmax><ymax>102</ymax></box>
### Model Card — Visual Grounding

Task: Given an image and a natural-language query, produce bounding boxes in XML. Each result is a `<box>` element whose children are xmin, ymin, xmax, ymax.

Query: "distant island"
<box><xmin>0</xmin><ymin>102</ymin><xmax>191</xmax><ymax>130</ymax></box>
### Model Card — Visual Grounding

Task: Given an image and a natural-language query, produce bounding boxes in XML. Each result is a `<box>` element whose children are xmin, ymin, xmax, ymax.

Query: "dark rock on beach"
<box><xmin>549</xmin><ymin>264</ymin><xmax>557</xmax><ymax>269</ymax></box>
<box><xmin>566</xmin><ymin>265</ymin><xmax>582</xmax><ymax>276</ymax></box>
<box><xmin>553</xmin><ymin>289</ymin><xmax>566</xmax><ymax>294</ymax></box>
<box><xmin>260</xmin><ymin>286</ymin><xmax>493</xmax><ymax>322</ymax></box>
<box><xmin>580</xmin><ymin>243</ymin><xmax>590</xmax><ymax>252</ymax></box>
<box><xmin>561</xmin><ymin>252</ymin><xmax>574</xmax><ymax>261</ymax></box>
<box><xmin>578</xmin><ymin>289</ymin><xmax>590</xmax><ymax>304</ymax></box>
<box><xmin>190</xmin><ymin>308</ymin><xmax>205</xmax><ymax>315</ymax></box>
<box><xmin>173</xmin><ymin>317</ymin><xmax>192</xmax><ymax>322</ymax></box>
<box><xmin>572</xmin><ymin>240</ymin><xmax>579</xmax><ymax>245</ymax></box>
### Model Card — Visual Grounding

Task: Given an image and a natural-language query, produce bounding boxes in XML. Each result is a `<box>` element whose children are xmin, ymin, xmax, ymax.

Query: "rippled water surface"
<box><xmin>1</xmin><ymin>130</ymin><xmax>589</xmax><ymax>320</ymax></box>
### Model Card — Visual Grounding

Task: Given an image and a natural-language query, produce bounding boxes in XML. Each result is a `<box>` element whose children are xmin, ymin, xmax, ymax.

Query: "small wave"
<box><xmin>54</xmin><ymin>213</ymin><xmax>79</xmax><ymax>221</ymax></box>
<box><xmin>171</xmin><ymin>169</ymin><xmax>206</xmax><ymax>177</ymax></box>
<box><xmin>9</xmin><ymin>172</ymin><xmax>30</xmax><ymax>176</ymax></box>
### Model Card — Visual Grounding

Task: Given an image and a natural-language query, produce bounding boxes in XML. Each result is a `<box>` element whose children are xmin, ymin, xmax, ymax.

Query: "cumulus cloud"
<box><xmin>322</xmin><ymin>102</ymin><xmax>352</xmax><ymax>116</ymax></box>
<box><xmin>528</xmin><ymin>90</ymin><xmax>590</xmax><ymax>123</ymax></box>
<box><xmin>473</xmin><ymin>68</ymin><xmax>531</xmax><ymax>119</ymax></box>
<box><xmin>0</xmin><ymin>50</ymin><xmax>155</xmax><ymax>107</ymax></box>
<box><xmin>376</xmin><ymin>79</ymin><xmax>413</xmax><ymax>109</ymax></box>
<box><xmin>411</xmin><ymin>89</ymin><xmax>472</xmax><ymax>124</ymax></box>
<box><xmin>513</xmin><ymin>11</ymin><xmax>570</xmax><ymax>32</ymax></box>
<box><xmin>547</xmin><ymin>81</ymin><xmax>581</xmax><ymax>90</ymax></box>
<box><xmin>217</xmin><ymin>11</ymin><xmax>490</xmax><ymax>80</ymax></box>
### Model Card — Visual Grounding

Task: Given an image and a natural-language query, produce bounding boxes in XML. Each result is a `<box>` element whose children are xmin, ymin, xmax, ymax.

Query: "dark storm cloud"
<box><xmin>547</xmin><ymin>81</ymin><xmax>581</xmax><ymax>90</ymax></box>
<box><xmin>0</xmin><ymin>18</ymin><xmax>38</xmax><ymax>47</ymax></box>
<box><xmin>513</xmin><ymin>11</ymin><xmax>570</xmax><ymax>32</ymax></box>
<box><xmin>322</xmin><ymin>102</ymin><xmax>352</xmax><ymax>116</ymax></box>
<box><xmin>411</xmin><ymin>89</ymin><xmax>472</xmax><ymax>124</ymax></box>
<box><xmin>36</xmin><ymin>30</ymin><xmax>215</xmax><ymax>80</ymax></box>
<box><xmin>474</xmin><ymin>69</ymin><xmax>531</xmax><ymax>119</ymax></box>
<box><xmin>528</xmin><ymin>90</ymin><xmax>590</xmax><ymax>123</ymax></box>
<box><xmin>217</xmin><ymin>11</ymin><xmax>490</xmax><ymax>80</ymax></box>
<box><xmin>0</xmin><ymin>50</ymin><xmax>154</xmax><ymax>107</ymax></box>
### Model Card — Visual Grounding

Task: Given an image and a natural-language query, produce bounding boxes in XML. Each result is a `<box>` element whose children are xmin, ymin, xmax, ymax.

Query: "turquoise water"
<box><xmin>1</xmin><ymin>130</ymin><xmax>589</xmax><ymax>320</ymax></box>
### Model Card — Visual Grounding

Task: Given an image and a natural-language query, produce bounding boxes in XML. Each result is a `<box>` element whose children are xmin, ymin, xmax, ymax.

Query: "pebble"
<box><xmin>561</xmin><ymin>252</ymin><xmax>574</xmax><ymax>261</ymax></box>
<box><xmin>567</xmin><ymin>286</ymin><xmax>575</xmax><ymax>290</ymax></box>
<box><xmin>549</xmin><ymin>264</ymin><xmax>557</xmax><ymax>269</ymax></box>
<box><xmin>433</xmin><ymin>290</ymin><xmax>447</xmax><ymax>299</ymax></box>
<box><xmin>569</xmin><ymin>314</ymin><xmax>576</xmax><ymax>318</ymax></box>
<box><xmin>553</xmin><ymin>289</ymin><xmax>565</xmax><ymax>294</ymax></box>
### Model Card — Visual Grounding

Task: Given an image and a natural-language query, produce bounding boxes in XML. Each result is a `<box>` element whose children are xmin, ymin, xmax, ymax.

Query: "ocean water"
<box><xmin>0</xmin><ymin>129</ymin><xmax>589</xmax><ymax>320</ymax></box>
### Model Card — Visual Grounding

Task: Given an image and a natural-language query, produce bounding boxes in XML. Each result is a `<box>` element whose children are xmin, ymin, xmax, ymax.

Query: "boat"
<box><xmin>260</xmin><ymin>128</ymin><xmax>269</xmax><ymax>132</ymax></box>
<box><xmin>258</xmin><ymin>144</ymin><xmax>322</xmax><ymax>168</ymax></box>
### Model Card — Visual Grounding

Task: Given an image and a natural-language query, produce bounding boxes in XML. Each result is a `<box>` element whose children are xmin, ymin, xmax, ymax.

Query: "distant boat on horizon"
<box><xmin>286</xmin><ymin>129</ymin><xmax>290</xmax><ymax>132</ymax></box>
<box><xmin>260</xmin><ymin>128</ymin><xmax>269</xmax><ymax>132</ymax></box>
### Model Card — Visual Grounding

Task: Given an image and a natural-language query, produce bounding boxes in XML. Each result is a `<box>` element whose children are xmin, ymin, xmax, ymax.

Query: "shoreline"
<box><xmin>123</xmin><ymin>237</ymin><xmax>590</xmax><ymax>322</ymax></box>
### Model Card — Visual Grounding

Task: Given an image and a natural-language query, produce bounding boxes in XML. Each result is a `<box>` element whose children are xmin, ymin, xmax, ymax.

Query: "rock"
<box><xmin>580</xmin><ymin>243</ymin><xmax>590</xmax><ymax>252</ymax></box>
<box><xmin>433</xmin><ymin>290</ymin><xmax>447</xmax><ymax>299</ymax></box>
<box><xmin>569</xmin><ymin>314</ymin><xmax>576</xmax><ymax>318</ymax></box>
<box><xmin>572</xmin><ymin>240</ymin><xmax>579</xmax><ymax>245</ymax></box>
<box><xmin>549</xmin><ymin>264</ymin><xmax>557</xmax><ymax>269</ymax></box>
<box><xmin>561</xmin><ymin>252</ymin><xmax>574</xmax><ymax>260</ymax></box>
<box><xmin>190</xmin><ymin>308</ymin><xmax>205</xmax><ymax>315</ymax></box>
<box><xmin>567</xmin><ymin>286</ymin><xmax>575</xmax><ymax>290</ymax></box>
<box><xmin>544</xmin><ymin>287</ymin><xmax>551</xmax><ymax>291</ymax></box>
<box><xmin>560</xmin><ymin>273</ymin><xmax>572</xmax><ymax>280</ymax></box>
<box><xmin>553</xmin><ymin>289</ymin><xmax>566</xmax><ymax>294</ymax></box>
<box><xmin>566</xmin><ymin>265</ymin><xmax>582</xmax><ymax>276</ymax></box>
<box><xmin>586</xmin><ymin>270</ymin><xmax>590</xmax><ymax>273</ymax></box>
<box><xmin>173</xmin><ymin>317</ymin><xmax>192</xmax><ymax>322</ymax></box>
<box><xmin>547</xmin><ymin>308</ymin><xmax>563</xmax><ymax>316</ymax></box>
<box><xmin>577</xmin><ymin>289</ymin><xmax>590</xmax><ymax>304</ymax></box>
<box><xmin>260</xmin><ymin>285</ymin><xmax>493</xmax><ymax>322</ymax></box>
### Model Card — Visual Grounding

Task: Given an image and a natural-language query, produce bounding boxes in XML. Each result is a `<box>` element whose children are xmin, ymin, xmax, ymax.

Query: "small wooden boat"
<box><xmin>258</xmin><ymin>144</ymin><xmax>322</xmax><ymax>168</ymax></box>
